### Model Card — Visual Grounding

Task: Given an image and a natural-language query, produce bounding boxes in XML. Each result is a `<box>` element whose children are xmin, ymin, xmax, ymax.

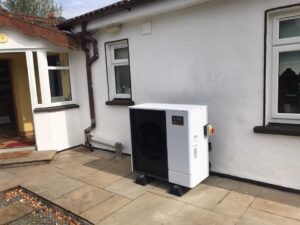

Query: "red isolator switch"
<box><xmin>204</xmin><ymin>124</ymin><xmax>214</xmax><ymax>137</ymax></box>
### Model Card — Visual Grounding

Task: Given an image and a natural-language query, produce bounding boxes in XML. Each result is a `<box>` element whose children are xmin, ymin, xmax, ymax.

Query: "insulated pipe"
<box><xmin>91</xmin><ymin>136</ymin><xmax>123</xmax><ymax>160</ymax></box>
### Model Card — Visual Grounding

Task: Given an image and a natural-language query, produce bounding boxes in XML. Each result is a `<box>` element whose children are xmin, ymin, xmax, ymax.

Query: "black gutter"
<box><xmin>80</xmin><ymin>22</ymin><xmax>99</xmax><ymax>148</ymax></box>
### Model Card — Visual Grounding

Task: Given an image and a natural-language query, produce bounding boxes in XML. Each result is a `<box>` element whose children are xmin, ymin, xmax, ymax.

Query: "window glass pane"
<box><xmin>114</xmin><ymin>47</ymin><xmax>129</xmax><ymax>60</ymax></box>
<box><xmin>47</xmin><ymin>52</ymin><xmax>69</xmax><ymax>66</ymax></box>
<box><xmin>115</xmin><ymin>65</ymin><xmax>131</xmax><ymax>94</ymax></box>
<box><xmin>49</xmin><ymin>70</ymin><xmax>72</xmax><ymax>102</ymax></box>
<box><xmin>33</xmin><ymin>52</ymin><xmax>42</xmax><ymax>104</ymax></box>
<box><xmin>278</xmin><ymin>51</ymin><xmax>300</xmax><ymax>113</ymax></box>
<box><xmin>279</xmin><ymin>18</ymin><xmax>300</xmax><ymax>39</ymax></box>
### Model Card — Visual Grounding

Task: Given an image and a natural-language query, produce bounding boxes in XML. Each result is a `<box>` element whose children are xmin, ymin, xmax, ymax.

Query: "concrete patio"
<box><xmin>0</xmin><ymin>146</ymin><xmax>300</xmax><ymax>225</ymax></box>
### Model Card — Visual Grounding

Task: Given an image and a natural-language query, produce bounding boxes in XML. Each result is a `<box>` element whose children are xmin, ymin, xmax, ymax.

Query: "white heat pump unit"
<box><xmin>129</xmin><ymin>103</ymin><xmax>212</xmax><ymax>196</ymax></box>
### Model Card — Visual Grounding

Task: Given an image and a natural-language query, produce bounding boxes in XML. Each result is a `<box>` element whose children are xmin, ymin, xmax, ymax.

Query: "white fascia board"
<box><xmin>72</xmin><ymin>0</ymin><xmax>213</xmax><ymax>33</ymax></box>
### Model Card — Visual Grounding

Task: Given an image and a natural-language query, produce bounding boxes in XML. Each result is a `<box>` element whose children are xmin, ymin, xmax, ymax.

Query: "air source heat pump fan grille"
<box><xmin>136</xmin><ymin>121</ymin><xmax>166</xmax><ymax>160</ymax></box>
<box><xmin>130</xmin><ymin>109</ymin><xmax>168</xmax><ymax>180</ymax></box>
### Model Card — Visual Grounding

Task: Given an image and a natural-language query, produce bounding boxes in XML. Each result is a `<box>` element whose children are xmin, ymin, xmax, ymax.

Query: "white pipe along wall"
<box><xmin>73</xmin><ymin>0</ymin><xmax>300</xmax><ymax>191</ymax></box>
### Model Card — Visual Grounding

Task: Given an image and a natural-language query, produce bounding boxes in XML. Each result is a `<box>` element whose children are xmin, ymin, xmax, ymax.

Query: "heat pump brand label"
<box><xmin>172</xmin><ymin>116</ymin><xmax>184</xmax><ymax>126</ymax></box>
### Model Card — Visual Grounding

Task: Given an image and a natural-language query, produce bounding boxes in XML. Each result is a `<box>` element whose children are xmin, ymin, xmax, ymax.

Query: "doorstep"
<box><xmin>0</xmin><ymin>150</ymin><xmax>56</xmax><ymax>169</ymax></box>
<box><xmin>0</xmin><ymin>147</ymin><xmax>35</xmax><ymax>160</ymax></box>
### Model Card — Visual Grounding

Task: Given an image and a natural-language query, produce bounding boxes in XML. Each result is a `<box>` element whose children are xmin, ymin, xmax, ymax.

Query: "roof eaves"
<box><xmin>58</xmin><ymin>0</ymin><xmax>156</xmax><ymax>29</ymax></box>
<box><xmin>0</xmin><ymin>11</ymin><xmax>79</xmax><ymax>49</ymax></box>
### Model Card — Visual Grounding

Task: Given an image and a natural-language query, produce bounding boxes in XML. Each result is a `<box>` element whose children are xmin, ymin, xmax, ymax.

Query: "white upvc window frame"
<box><xmin>270</xmin><ymin>11</ymin><xmax>300</xmax><ymax>122</ymax></box>
<box><xmin>271</xmin><ymin>44</ymin><xmax>300</xmax><ymax>120</ymax></box>
<box><xmin>47</xmin><ymin>52</ymin><xmax>73</xmax><ymax>105</ymax></box>
<box><xmin>273</xmin><ymin>12</ymin><xmax>300</xmax><ymax>46</ymax></box>
<box><xmin>106</xmin><ymin>40</ymin><xmax>131</xmax><ymax>100</ymax></box>
<box><xmin>28</xmin><ymin>50</ymin><xmax>76</xmax><ymax>108</ymax></box>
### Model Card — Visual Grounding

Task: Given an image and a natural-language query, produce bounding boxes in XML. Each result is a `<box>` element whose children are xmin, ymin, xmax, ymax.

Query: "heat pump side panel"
<box><xmin>166</xmin><ymin>110</ymin><xmax>190</xmax><ymax>175</ymax></box>
<box><xmin>167</xmin><ymin>107</ymin><xmax>209</xmax><ymax>188</ymax></box>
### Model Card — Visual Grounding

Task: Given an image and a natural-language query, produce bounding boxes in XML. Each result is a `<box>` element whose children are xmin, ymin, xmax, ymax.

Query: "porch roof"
<box><xmin>0</xmin><ymin>6</ymin><xmax>79</xmax><ymax>49</ymax></box>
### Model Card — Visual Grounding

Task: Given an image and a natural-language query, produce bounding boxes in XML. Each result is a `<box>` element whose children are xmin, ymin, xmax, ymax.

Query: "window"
<box><xmin>270</xmin><ymin>12</ymin><xmax>300</xmax><ymax>120</ymax></box>
<box><xmin>47</xmin><ymin>52</ymin><xmax>72</xmax><ymax>103</ymax></box>
<box><xmin>106</xmin><ymin>40</ymin><xmax>132</xmax><ymax>99</ymax></box>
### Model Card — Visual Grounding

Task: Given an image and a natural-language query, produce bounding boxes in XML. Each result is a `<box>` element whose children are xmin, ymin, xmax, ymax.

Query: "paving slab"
<box><xmin>214</xmin><ymin>191</ymin><xmax>254</xmax><ymax>218</ymax></box>
<box><xmin>104</xmin><ymin>175</ymin><xmax>156</xmax><ymax>200</ymax></box>
<box><xmin>23</xmin><ymin>173</ymin><xmax>85</xmax><ymax>200</ymax></box>
<box><xmin>89</xmin><ymin>150</ymin><xmax>115</xmax><ymax>160</ymax></box>
<box><xmin>164</xmin><ymin>205</ymin><xmax>236</xmax><ymax>225</ymax></box>
<box><xmin>0</xmin><ymin>170</ymin><xmax>17</xmax><ymax>185</ymax></box>
<box><xmin>4</xmin><ymin>164</ymin><xmax>59</xmax><ymax>183</ymax></box>
<box><xmin>81</xmin><ymin>195</ymin><xmax>131</xmax><ymax>224</ymax></box>
<box><xmin>180</xmin><ymin>184</ymin><xmax>229</xmax><ymax>210</ymax></box>
<box><xmin>0</xmin><ymin>178</ymin><xmax>23</xmax><ymax>192</ymax></box>
<box><xmin>98</xmin><ymin>193</ymin><xmax>186</xmax><ymax>225</ymax></box>
<box><xmin>84</xmin><ymin>158</ymin><xmax>116</xmax><ymax>171</ymax></box>
<box><xmin>54</xmin><ymin>185</ymin><xmax>114</xmax><ymax>215</ymax></box>
<box><xmin>108</xmin><ymin>157</ymin><xmax>132</xmax><ymax>173</ymax></box>
<box><xmin>237</xmin><ymin>208</ymin><xmax>300</xmax><ymax>225</ymax></box>
<box><xmin>0</xmin><ymin>148</ymin><xmax>33</xmax><ymax>160</ymax></box>
<box><xmin>0</xmin><ymin>151</ymin><xmax>56</xmax><ymax>166</ymax></box>
<box><xmin>51</xmin><ymin>151</ymin><xmax>83</xmax><ymax>169</ymax></box>
<box><xmin>204</xmin><ymin>176</ymin><xmax>262</xmax><ymax>197</ymax></box>
<box><xmin>257</xmin><ymin>188</ymin><xmax>300</xmax><ymax>208</ymax></box>
<box><xmin>0</xmin><ymin>202</ymin><xmax>33</xmax><ymax>225</ymax></box>
<box><xmin>79</xmin><ymin>169</ymin><xmax>126</xmax><ymax>188</ymax></box>
<box><xmin>252</xmin><ymin>198</ymin><xmax>300</xmax><ymax>221</ymax></box>
<box><xmin>149</xmin><ymin>181</ymin><xmax>183</xmax><ymax>200</ymax></box>
<box><xmin>58</xmin><ymin>164</ymin><xmax>99</xmax><ymax>180</ymax></box>
<box><xmin>74</xmin><ymin>153</ymin><xmax>100</xmax><ymax>163</ymax></box>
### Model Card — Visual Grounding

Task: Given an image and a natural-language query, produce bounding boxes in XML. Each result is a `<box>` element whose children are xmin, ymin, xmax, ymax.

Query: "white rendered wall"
<box><xmin>81</xmin><ymin>0</ymin><xmax>300</xmax><ymax>190</ymax></box>
<box><xmin>34</xmin><ymin>51</ymin><xmax>89</xmax><ymax>151</ymax></box>
<box><xmin>0</xmin><ymin>28</ymin><xmax>89</xmax><ymax>151</ymax></box>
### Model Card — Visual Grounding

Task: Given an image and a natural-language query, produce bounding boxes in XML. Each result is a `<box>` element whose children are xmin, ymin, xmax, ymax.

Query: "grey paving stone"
<box><xmin>54</xmin><ymin>185</ymin><xmax>113</xmax><ymax>215</ymax></box>
<box><xmin>203</xmin><ymin>176</ymin><xmax>262</xmax><ymax>197</ymax></box>
<box><xmin>81</xmin><ymin>195</ymin><xmax>131</xmax><ymax>224</ymax></box>
<box><xmin>251</xmin><ymin>197</ymin><xmax>300</xmax><ymax>221</ymax></box>
<box><xmin>0</xmin><ymin>170</ymin><xmax>17</xmax><ymax>185</ymax></box>
<box><xmin>180</xmin><ymin>184</ymin><xmax>229</xmax><ymax>210</ymax></box>
<box><xmin>214</xmin><ymin>191</ymin><xmax>254</xmax><ymax>218</ymax></box>
<box><xmin>79</xmin><ymin>169</ymin><xmax>126</xmax><ymax>188</ymax></box>
<box><xmin>5</xmin><ymin>164</ymin><xmax>59</xmax><ymax>183</ymax></box>
<box><xmin>164</xmin><ymin>205</ymin><xmax>237</xmax><ymax>225</ymax></box>
<box><xmin>58</xmin><ymin>164</ymin><xmax>99</xmax><ymax>180</ymax></box>
<box><xmin>98</xmin><ymin>193</ymin><xmax>186</xmax><ymax>225</ymax></box>
<box><xmin>1</xmin><ymin>151</ymin><xmax>56</xmax><ymax>165</ymax></box>
<box><xmin>237</xmin><ymin>208</ymin><xmax>300</xmax><ymax>225</ymax></box>
<box><xmin>104</xmin><ymin>175</ymin><xmax>156</xmax><ymax>200</ymax></box>
<box><xmin>258</xmin><ymin>188</ymin><xmax>300</xmax><ymax>208</ymax></box>
<box><xmin>23</xmin><ymin>173</ymin><xmax>85</xmax><ymax>200</ymax></box>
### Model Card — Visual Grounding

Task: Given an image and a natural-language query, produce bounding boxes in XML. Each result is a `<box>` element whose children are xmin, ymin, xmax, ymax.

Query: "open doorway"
<box><xmin>0</xmin><ymin>53</ymin><xmax>35</xmax><ymax>149</ymax></box>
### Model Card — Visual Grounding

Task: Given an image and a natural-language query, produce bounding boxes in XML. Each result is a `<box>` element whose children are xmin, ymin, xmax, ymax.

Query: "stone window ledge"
<box><xmin>34</xmin><ymin>104</ymin><xmax>79</xmax><ymax>113</ymax></box>
<box><xmin>106</xmin><ymin>99</ymin><xmax>135</xmax><ymax>106</ymax></box>
<box><xmin>254</xmin><ymin>123</ymin><xmax>300</xmax><ymax>136</ymax></box>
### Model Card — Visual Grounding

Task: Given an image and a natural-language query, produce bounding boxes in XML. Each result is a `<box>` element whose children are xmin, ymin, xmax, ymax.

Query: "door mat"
<box><xmin>0</xmin><ymin>139</ymin><xmax>35</xmax><ymax>149</ymax></box>
<box><xmin>0</xmin><ymin>187</ymin><xmax>93</xmax><ymax>225</ymax></box>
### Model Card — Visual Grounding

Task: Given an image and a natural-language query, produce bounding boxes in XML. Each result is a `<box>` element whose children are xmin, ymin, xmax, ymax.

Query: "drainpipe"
<box><xmin>80</xmin><ymin>23</ymin><xmax>123</xmax><ymax>159</ymax></box>
<box><xmin>81</xmin><ymin>22</ymin><xmax>98</xmax><ymax>149</ymax></box>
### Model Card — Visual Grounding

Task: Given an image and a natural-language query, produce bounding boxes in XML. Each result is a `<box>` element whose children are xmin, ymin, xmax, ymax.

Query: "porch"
<box><xmin>0</xmin><ymin>146</ymin><xmax>299</xmax><ymax>225</ymax></box>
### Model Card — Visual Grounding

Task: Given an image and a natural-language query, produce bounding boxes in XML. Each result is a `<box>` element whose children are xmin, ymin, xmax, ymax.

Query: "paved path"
<box><xmin>1</xmin><ymin>147</ymin><xmax>300</xmax><ymax>225</ymax></box>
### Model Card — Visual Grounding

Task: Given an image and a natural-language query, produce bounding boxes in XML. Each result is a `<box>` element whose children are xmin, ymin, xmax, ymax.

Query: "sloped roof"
<box><xmin>58</xmin><ymin>0</ymin><xmax>156</xmax><ymax>29</ymax></box>
<box><xmin>0</xmin><ymin>6</ymin><xmax>78</xmax><ymax>49</ymax></box>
